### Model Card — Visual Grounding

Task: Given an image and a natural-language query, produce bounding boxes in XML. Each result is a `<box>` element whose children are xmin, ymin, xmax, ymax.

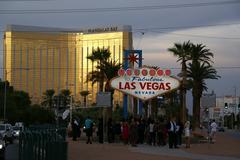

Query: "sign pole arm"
<box><xmin>138</xmin><ymin>51</ymin><xmax>143</xmax><ymax>116</ymax></box>
<box><xmin>123</xmin><ymin>50</ymin><xmax>129</xmax><ymax>119</ymax></box>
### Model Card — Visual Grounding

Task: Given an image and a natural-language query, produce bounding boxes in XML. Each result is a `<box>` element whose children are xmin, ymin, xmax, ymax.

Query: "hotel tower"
<box><xmin>3</xmin><ymin>25</ymin><xmax>132</xmax><ymax>106</ymax></box>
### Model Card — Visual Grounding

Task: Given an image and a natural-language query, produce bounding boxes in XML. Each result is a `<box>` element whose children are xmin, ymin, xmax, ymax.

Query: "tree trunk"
<box><xmin>84</xmin><ymin>96</ymin><xmax>86</xmax><ymax>107</ymax></box>
<box><xmin>192</xmin><ymin>87</ymin><xmax>201</xmax><ymax>129</ymax></box>
<box><xmin>99</xmin><ymin>77</ymin><xmax>104</xmax><ymax>92</ymax></box>
<box><xmin>179</xmin><ymin>87</ymin><xmax>184</xmax><ymax>122</ymax></box>
<box><xmin>181</xmin><ymin>60</ymin><xmax>187</xmax><ymax>124</ymax></box>
<box><xmin>105</xmin><ymin>81</ymin><xmax>114</xmax><ymax>119</ymax></box>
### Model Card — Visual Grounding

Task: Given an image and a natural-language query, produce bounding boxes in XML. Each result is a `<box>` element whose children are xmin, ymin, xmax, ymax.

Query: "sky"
<box><xmin>0</xmin><ymin>0</ymin><xmax>240</xmax><ymax>109</ymax></box>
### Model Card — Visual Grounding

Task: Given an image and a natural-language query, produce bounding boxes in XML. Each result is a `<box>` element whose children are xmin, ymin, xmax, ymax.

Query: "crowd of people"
<box><xmin>69</xmin><ymin>116</ymin><xmax>218</xmax><ymax>148</ymax></box>
<box><xmin>69</xmin><ymin>116</ymin><xmax>201</xmax><ymax>148</ymax></box>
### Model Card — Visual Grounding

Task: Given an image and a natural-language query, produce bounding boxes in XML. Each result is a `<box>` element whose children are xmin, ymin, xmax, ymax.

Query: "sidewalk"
<box><xmin>182</xmin><ymin>132</ymin><xmax>240</xmax><ymax>158</ymax></box>
<box><xmin>68</xmin><ymin>131</ymin><xmax>240</xmax><ymax>160</ymax></box>
<box><xmin>68</xmin><ymin>142</ymin><xmax>189</xmax><ymax>160</ymax></box>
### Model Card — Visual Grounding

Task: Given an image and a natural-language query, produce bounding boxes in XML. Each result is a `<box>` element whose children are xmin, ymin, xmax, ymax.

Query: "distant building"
<box><xmin>217</xmin><ymin>95</ymin><xmax>240</xmax><ymax>116</ymax></box>
<box><xmin>200</xmin><ymin>91</ymin><xmax>216</xmax><ymax>123</ymax></box>
<box><xmin>3</xmin><ymin>25</ymin><xmax>133</xmax><ymax>105</ymax></box>
<box><xmin>200</xmin><ymin>91</ymin><xmax>240</xmax><ymax>126</ymax></box>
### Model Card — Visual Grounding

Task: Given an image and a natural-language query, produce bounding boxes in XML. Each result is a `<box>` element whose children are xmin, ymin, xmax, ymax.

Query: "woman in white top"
<box><xmin>210</xmin><ymin>119</ymin><xmax>218</xmax><ymax>143</ymax></box>
<box><xmin>184</xmin><ymin>121</ymin><xmax>191</xmax><ymax>148</ymax></box>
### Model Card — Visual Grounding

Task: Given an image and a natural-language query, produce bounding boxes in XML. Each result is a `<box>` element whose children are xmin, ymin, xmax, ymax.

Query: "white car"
<box><xmin>0</xmin><ymin>134</ymin><xmax>6</xmax><ymax>159</ymax></box>
<box><xmin>0</xmin><ymin>124</ymin><xmax>14</xmax><ymax>144</ymax></box>
<box><xmin>12</xmin><ymin>126</ymin><xmax>23</xmax><ymax>138</ymax></box>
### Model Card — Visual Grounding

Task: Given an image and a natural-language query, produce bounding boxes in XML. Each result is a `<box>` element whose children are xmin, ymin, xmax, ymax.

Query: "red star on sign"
<box><xmin>128</xmin><ymin>54</ymin><xmax>139</xmax><ymax>64</ymax></box>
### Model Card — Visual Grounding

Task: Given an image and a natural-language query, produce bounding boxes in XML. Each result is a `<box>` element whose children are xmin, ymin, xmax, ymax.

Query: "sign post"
<box><xmin>96</xmin><ymin>92</ymin><xmax>111</xmax><ymax>143</ymax></box>
<box><xmin>123</xmin><ymin>50</ymin><xmax>143</xmax><ymax>119</ymax></box>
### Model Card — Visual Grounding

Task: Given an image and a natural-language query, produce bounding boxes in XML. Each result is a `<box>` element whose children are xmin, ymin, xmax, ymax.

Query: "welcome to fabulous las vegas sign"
<box><xmin>110</xmin><ymin>67</ymin><xmax>180</xmax><ymax>101</ymax></box>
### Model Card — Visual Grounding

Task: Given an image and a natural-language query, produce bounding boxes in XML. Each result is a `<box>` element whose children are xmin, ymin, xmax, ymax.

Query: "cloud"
<box><xmin>0</xmin><ymin>0</ymin><xmax>240</xmax><ymax>97</ymax></box>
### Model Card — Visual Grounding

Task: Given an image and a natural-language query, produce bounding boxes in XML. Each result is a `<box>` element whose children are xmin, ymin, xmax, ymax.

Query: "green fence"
<box><xmin>19</xmin><ymin>125</ymin><xmax>68</xmax><ymax>160</ymax></box>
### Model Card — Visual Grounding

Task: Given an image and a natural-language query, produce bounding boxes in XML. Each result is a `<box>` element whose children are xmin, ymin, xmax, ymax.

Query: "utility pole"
<box><xmin>70</xmin><ymin>96</ymin><xmax>73</xmax><ymax>124</ymax></box>
<box><xmin>234</xmin><ymin>86</ymin><xmax>237</xmax><ymax>115</ymax></box>
<box><xmin>234</xmin><ymin>86</ymin><xmax>237</xmax><ymax>129</ymax></box>
<box><xmin>4</xmin><ymin>71</ymin><xmax>7</xmax><ymax>122</ymax></box>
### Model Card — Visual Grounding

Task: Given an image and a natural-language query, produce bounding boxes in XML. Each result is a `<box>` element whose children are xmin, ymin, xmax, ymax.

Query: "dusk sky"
<box><xmin>0</xmin><ymin>0</ymin><xmax>240</xmax><ymax>101</ymax></box>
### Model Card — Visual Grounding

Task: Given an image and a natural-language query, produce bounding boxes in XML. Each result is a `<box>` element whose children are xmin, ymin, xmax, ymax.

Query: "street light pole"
<box><xmin>3</xmin><ymin>71</ymin><xmax>7</xmax><ymax>121</ymax></box>
<box><xmin>70</xmin><ymin>95</ymin><xmax>73</xmax><ymax>124</ymax></box>
<box><xmin>3</xmin><ymin>70</ymin><xmax>11</xmax><ymax>121</ymax></box>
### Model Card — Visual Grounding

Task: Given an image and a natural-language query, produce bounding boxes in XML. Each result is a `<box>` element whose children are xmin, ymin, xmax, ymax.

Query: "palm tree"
<box><xmin>88</xmin><ymin>59</ymin><xmax>121</xmax><ymax>118</ymax></box>
<box><xmin>60</xmin><ymin>89</ymin><xmax>71</xmax><ymax>97</ymax></box>
<box><xmin>168</xmin><ymin>41</ymin><xmax>192</xmax><ymax>123</ymax></box>
<box><xmin>100</xmin><ymin>60</ymin><xmax>121</xmax><ymax>92</ymax></box>
<box><xmin>94</xmin><ymin>59</ymin><xmax>121</xmax><ymax>109</ymax></box>
<box><xmin>188</xmin><ymin>44</ymin><xmax>220</xmax><ymax>128</ymax></box>
<box><xmin>80</xmin><ymin>90</ymin><xmax>90</xmax><ymax>107</ymax></box>
<box><xmin>190</xmin><ymin>44</ymin><xmax>213</xmax><ymax>65</ymax></box>
<box><xmin>53</xmin><ymin>89</ymin><xmax>71</xmax><ymax>109</ymax></box>
<box><xmin>60</xmin><ymin>89</ymin><xmax>71</xmax><ymax>108</ymax></box>
<box><xmin>41</xmin><ymin>89</ymin><xmax>55</xmax><ymax>109</ymax></box>
<box><xmin>87</xmin><ymin>47</ymin><xmax>111</xmax><ymax>92</ymax></box>
<box><xmin>87</xmin><ymin>48</ymin><xmax>121</xmax><ymax>102</ymax></box>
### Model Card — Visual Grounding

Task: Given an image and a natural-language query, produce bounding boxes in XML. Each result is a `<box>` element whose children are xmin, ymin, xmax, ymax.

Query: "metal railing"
<box><xmin>19</xmin><ymin>125</ymin><xmax>67</xmax><ymax>160</ymax></box>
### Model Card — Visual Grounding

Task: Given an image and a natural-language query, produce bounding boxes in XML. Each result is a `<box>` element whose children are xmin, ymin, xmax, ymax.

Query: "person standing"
<box><xmin>71</xmin><ymin>118</ymin><xmax>79</xmax><ymax>141</ymax></box>
<box><xmin>167</xmin><ymin>117</ymin><xmax>178</xmax><ymax>149</ymax></box>
<box><xmin>122</xmin><ymin>121</ymin><xmax>129</xmax><ymax>144</ymax></box>
<box><xmin>156</xmin><ymin>119</ymin><xmax>166</xmax><ymax>146</ymax></box>
<box><xmin>138</xmin><ymin>120</ymin><xmax>145</xmax><ymax>144</ymax></box>
<box><xmin>85</xmin><ymin>116</ymin><xmax>93</xmax><ymax>144</ymax></box>
<box><xmin>176</xmin><ymin>120</ymin><xmax>183</xmax><ymax>146</ymax></box>
<box><xmin>149</xmin><ymin>120</ymin><xmax>156</xmax><ymax>146</ymax></box>
<box><xmin>210</xmin><ymin>119</ymin><xmax>218</xmax><ymax>143</ymax></box>
<box><xmin>76</xmin><ymin>118</ymin><xmax>81</xmax><ymax>139</ymax></box>
<box><xmin>98</xmin><ymin>118</ymin><xmax>103</xmax><ymax>143</ymax></box>
<box><xmin>129</xmin><ymin>118</ymin><xmax>138</xmax><ymax>147</ymax></box>
<box><xmin>184</xmin><ymin>121</ymin><xmax>191</xmax><ymax>148</ymax></box>
<box><xmin>107</xmin><ymin>118</ymin><xmax>113</xmax><ymax>143</ymax></box>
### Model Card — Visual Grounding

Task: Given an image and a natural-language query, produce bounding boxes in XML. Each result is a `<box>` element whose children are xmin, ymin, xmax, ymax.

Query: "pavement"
<box><xmin>5</xmin><ymin>143</ymin><xmax>18</xmax><ymax>160</ymax></box>
<box><xmin>5</xmin><ymin>130</ymin><xmax>240</xmax><ymax>160</ymax></box>
<box><xmin>68</xmin><ymin>131</ymin><xmax>240</xmax><ymax>160</ymax></box>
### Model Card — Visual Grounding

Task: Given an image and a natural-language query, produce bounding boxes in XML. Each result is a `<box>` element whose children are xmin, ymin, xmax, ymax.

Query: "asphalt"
<box><xmin>5</xmin><ymin>143</ymin><xmax>18</xmax><ymax>160</ymax></box>
<box><xmin>4</xmin><ymin>129</ymin><xmax>240</xmax><ymax>160</ymax></box>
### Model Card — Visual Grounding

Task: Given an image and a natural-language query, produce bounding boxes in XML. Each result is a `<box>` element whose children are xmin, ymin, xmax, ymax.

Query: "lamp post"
<box><xmin>3</xmin><ymin>74</ymin><xmax>7</xmax><ymax>122</ymax></box>
<box><xmin>69</xmin><ymin>95</ymin><xmax>73</xmax><ymax>124</ymax></box>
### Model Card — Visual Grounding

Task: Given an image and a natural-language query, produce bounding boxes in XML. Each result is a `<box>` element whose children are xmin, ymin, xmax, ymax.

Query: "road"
<box><xmin>3</xmin><ymin>129</ymin><xmax>240</xmax><ymax>160</ymax></box>
<box><xmin>5</xmin><ymin>142</ymin><xmax>18</xmax><ymax>160</ymax></box>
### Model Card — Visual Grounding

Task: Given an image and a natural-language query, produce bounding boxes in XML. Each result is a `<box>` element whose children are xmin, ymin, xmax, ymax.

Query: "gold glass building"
<box><xmin>3</xmin><ymin>25</ymin><xmax>132</xmax><ymax>105</ymax></box>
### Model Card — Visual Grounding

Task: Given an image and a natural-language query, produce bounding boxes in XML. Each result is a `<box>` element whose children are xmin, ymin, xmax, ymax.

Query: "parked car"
<box><xmin>15</xmin><ymin>122</ymin><xmax>24</xmax><ymax>128</ymax></box>
<box><xmin>0</xmin><ymin>124</ymin><xmax>14</xmax><ymax>144</ymax></box>
<box><xmin>218</xmin><ymin>127</ymin><xmax>225</xmax><ymax>132</ymax></box>
<box><xmin>0</xmin><ymin>134</ymin><xmax>6</xmax><ymax>160</ymax></box>
<box><xmin>12</xmin><ymin>126</ymin><xmax>23</xmax><ymax>138</ymax></box>
<box><xmin>0</xmin><ymin>124</ymin><xmax>12</xmax><ymax>136</ymax></box>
